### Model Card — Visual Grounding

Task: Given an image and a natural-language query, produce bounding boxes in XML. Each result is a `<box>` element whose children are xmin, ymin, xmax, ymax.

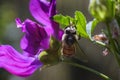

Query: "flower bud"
<box><xmin>38</xmin><ymin>36</ymin><xmax>61</xmax><ymax>69</ymax></box>
<box><xmin>93</xmin><ymin>33</ymin><xmax>108</xmax><ymax>43</ymax></box>
<box><xmin>115</xmin><ymin>1</ymin><xmax>120</xmax><ymax>17</ymax></box>
<box><xmin>89</xmin><ymin>0</ymin><xmax>115</xmax><ymax>22</ymax></box>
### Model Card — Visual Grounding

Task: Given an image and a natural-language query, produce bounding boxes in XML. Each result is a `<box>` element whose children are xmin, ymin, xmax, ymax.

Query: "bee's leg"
<box><xmin>75</xmin><ymin>35</ymin><xmax>81</xmax><ymax>40</ymax></box>
<box><xmin>77</xmin><ymin>35</ymin><xmax>81</xmax><ymax>40</ymax></box>
<box><xmin>78</xmin><ymin>35</ymin><xmax>81</xmax><ymax>40</ymax></box>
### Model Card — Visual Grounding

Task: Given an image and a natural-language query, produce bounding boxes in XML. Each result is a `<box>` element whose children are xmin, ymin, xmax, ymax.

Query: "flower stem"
<box><xmin>63</xmin><ymin>61</ymin><xmax>112</xmax><ymax>80</ymax></box>
<box><xmin>106</xmin><ymin>22</ymin><xmax>120</xmax><ymax>67</ymax></box>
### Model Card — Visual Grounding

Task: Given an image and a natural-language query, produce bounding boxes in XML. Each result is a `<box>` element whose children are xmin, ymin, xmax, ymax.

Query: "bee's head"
<box><xmin>64</xmin><ymin>26</ymin><xmax>76</xmax><ymax>34</ymax></box>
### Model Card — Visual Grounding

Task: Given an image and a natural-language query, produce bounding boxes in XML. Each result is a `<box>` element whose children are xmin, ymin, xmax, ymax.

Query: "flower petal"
<box><xmin>15</xmin><ymin>18</ymin><xmax>26</xmax><ymax>32</ymax></box>
<box><xmin>29</xmin><ymin>0</ymin><xmax>64</xmax><ymax>40</ymax></box>
<box><xmin>58</xmin><ymin>29</ymin><xmax>64</xmax><ymax>40</ymax></box>
<box><xmin>49</xmin><ymin>0</ymin><xmax>56</xmax><ymax>17</ymax></box>
<box><xmin>50</xmin><ymin>21</ymin><xmax>64</xmax><ymax>40</ymax></box>
<box><xmin>16</xmin><ymin>18</ymin><xmax>50</xmax><ymax>56</ymax></box>
<box><xmin>29</xmin><ymin>0</ymin><xmax>51</xmax><ymax>26</ymax></box>
<box><xmin>0</xmin><ymin>45</ymin><xmax>42</xmax><ymax>77</ymax></box>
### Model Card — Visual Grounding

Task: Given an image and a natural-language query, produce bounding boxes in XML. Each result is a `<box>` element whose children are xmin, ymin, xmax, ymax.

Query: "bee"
<box><xmin>61</xmin><ymin>25</ymin><xmax>87</xmax><ymax>61</ymax></box>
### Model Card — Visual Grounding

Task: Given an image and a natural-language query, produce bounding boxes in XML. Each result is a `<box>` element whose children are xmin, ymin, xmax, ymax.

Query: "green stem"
<box><xmin>94</xmin><ymin>40</ymin><xmax>106</xmax><ymax>47</ymax></box>
<box><xmin>106</xmin><ymin>22</ymin><xmax>120</xmax><ymax>67</ymax></box>
<box><xmin>63</xmin><ymin>61</ymin><xmax>112</xmax><ymax>80</ymax></box>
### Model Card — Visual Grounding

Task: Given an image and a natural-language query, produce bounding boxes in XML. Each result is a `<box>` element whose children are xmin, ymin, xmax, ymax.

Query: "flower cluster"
<box><xmin>0</xmin><ymin>0</ymin><xmax>63</xmax><ymax>77</ymax></box>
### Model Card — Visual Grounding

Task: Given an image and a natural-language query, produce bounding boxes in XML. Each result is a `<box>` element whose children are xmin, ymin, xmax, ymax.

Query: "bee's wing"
<box><xmin>74</xmin><ymin>41</ymin><xmax>88</xmax><ymax>62</ymax></box>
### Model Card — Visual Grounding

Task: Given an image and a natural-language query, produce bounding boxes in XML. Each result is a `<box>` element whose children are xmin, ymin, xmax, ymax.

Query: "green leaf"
<box><xmin>75</xmin><ymin>11</ymin><xmax>88</xmax><ymax>38</ymax></box>
<box><xmin>66</xmin><ymin>16</ymin><xmax>76</xmax><ymax>25</ymax></box>
<box><xmin>53</xmin><ymin>14</ymin><xmax>74</xmax><ymax>28</ymax></box>
<box><xmin>86</xmin><ymin>19</ymin><xmax>99</xmax><ymax>40</ymax></box>
<box><xmin>75</xmin><ymin>11</ymin><xmax>86</xmax><ymax>30</ymax></box>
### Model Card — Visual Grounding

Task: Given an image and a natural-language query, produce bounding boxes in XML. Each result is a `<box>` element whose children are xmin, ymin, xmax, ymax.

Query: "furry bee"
<box><xmin>61</xmin><ymin>25</ymin><xmax>78</xmax><ymax>57</ymax></box>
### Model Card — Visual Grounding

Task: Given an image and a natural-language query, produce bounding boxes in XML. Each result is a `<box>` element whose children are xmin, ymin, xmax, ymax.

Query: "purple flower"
<box><xmin>0</xmin><ymin>0</ymin><xmax>63</xmax><ymax>77</ymax></box>
<box><xmin>29</xmin><ymin>0</ymin><xmax>63</xmax><ymax>40</ymax></box>
<box><xmin>0</xmin><ymin>45</ymin><xmax>42</xmax><ymax>77</ymax></box>
<box><xmin>16</xmin><ymin>18</ymin><xmax>50</xmax><ymax>57</ymax></box>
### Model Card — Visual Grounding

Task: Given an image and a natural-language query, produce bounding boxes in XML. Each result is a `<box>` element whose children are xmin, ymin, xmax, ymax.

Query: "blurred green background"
<box><xmin>0</xmin><ymin>0</ymin><xmax>119</xmax><ymax>80</ymax></box>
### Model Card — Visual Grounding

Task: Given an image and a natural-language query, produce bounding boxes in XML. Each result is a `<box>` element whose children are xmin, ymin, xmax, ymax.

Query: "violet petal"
<box><xmin>29</xmin><ymin>0</ymin><xmax>63</xmax><ymax>40</ymax></box>
<box><xmin>0</xmin><ymin>45</ymin><xmax>42</xmax><ymax>77</ymax></box>
<box><xmin>29</xmin><ymin>0</ymin><xmax>51</xmax><ymax>26</ymax></box>
<box><xmin>16</xmin><ymin>18</ymin><xmax>50</xmax><ymax>56</ymax></box>
<box><xmin>49</xmin><ymin>0</ymin><xmax>56</xmax><ymax>17</ymax></box>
